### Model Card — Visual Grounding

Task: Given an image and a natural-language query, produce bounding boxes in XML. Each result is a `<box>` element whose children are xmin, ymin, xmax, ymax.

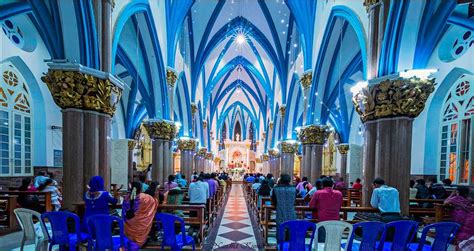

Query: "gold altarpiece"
<box><xmin>322</xmin><ymin>132</ymin><xmax>337</xmax><ymax>175</ymax></box>
<box><xmin>136</xmin><ymin>124</ymin><xmax>152</xmax><ymax>171</ymax></box>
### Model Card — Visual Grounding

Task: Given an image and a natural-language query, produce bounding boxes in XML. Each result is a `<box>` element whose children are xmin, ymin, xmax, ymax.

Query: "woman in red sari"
<box><xmin>122</xmin><ymin>182</ymin><xmax>158</xmax><ymax>249</ymax></box>
<box><xmin>444</xmin><ymin>186</ymin><xmax>474</xmax><ymax>242</ymax></box>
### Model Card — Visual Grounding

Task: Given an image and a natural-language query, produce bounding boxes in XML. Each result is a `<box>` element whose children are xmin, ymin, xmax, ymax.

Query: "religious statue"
<box><xmin>236</xmin><ymin>133</ymin><xmax>240</xmax><ymax>142</ymax></box>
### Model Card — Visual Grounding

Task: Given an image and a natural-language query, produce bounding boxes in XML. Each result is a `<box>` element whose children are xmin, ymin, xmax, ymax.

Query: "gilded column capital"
<box><xmin>205</xmin><ymin>152</ymin><xmax>213</xmax><ymax>160</ymax></box>
<box><xmin>143</xmin><ymin>119</ymin><xmax>177</xmax><ymax>140</ymax></box>
<box><xmin>196</xmin><ymin>147</ymin><xmax>207</xmax><ymax>156</ymax></box>
<box><xmin>190</xmin><ymin>103</ymin><xmax>198</xmax><ymax>116</ymax></box>
<box><xmin>363</xmin><ymin>0</ymin><xmax>380</xmax><ymax>12</ymax></box>
<box><xmin>177</xmin><ymin>137</ymin><xmax>197</xmax><ymax>151</ymax></box>
<box><xmin>166</xmin><ymin>67</ymin><xmax>178</xmax><ymax>88</ymax></box>
<box><xmin>41</xmin><ymin>69</ymin><xmax>122</xmax><ymax>116</ymax></box>
<box><xmin>262</xmin><ymin>154</ymin><xmax>269</xmax><ymax>161</ymax></box>
<box><xmin>279</xmin><ymin>105</ymin><xmax>286</xmax><ymax>117</ymax></box>
<box><xmin>280</xmin><ymin>141</ymin><xmax>299</xmax><ymax>154</ymax></box>
<box><xmin>268</xmin><ymin>148</ymin><xmax>280</xmax><ymax>158</ymax></box>
<box><xmin>127</xmin><ymin>140</ymin><xmax>137</xmax><ymax>151</ymax></box>
<box><xmin>352</xmin><ymin>76</ymin><xmax>435</xmax><ymax>123</ymax></box>
<box><xmin>297</xmin><ymin>124</ymin><xmax>329</xmax><ymax>145</ymax></box>
<box><xmin>300</xmin><ymin>70</ymin><xmax>313</xmax><ymax>90</ymax></box>
<box><xmin>336</xmin><ymin>144</ymin><xmax>350</xmax><ymax>154</ymax></box>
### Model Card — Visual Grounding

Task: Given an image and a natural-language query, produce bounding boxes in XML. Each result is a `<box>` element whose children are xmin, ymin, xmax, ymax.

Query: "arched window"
<box><xmin>0</xmin><ymin>63</ymin><xmax>33</xmax><ymax>176</ymax></box>
<box><xmin>439</xmin><ymin>74</ymin><xmax>474</xmax><ymax>184</ymax></box>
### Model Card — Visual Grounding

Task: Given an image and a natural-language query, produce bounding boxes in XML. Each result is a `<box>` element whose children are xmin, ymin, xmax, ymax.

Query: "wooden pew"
<box><xmin>0</xmin><ymin>191</ymin><xmax>53</xmax><ymax>212</ymax></box>
<box><xmin>0</xmin><ymin>195</ymin><xmax>19</xmax><ymax>234</ymax></box>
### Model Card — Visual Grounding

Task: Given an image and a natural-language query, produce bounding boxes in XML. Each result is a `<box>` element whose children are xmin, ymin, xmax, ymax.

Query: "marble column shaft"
<box><xmin>310</xmin><ymin>145</ymin><xmax>324</xmax><ymax>185</ymax></box>
<box><xmin>128</xmin><ymin>143</ymin><xmax>134</xmax><ymax>183</ymax></box>
<box><xmin>301</xmin><ymin>145</ymin><xmax>312</xmax><ymax>180</ymax></box>
<box><xmin>340</xmin><ymin>153</ymin><xmax>348</xmax><ymax>182</ymax></box>
<box><xmin>181</xmin><ymin>150</ymin><xmax>195</xmax><ymax>181</ymax></box>
<box><xmin>280</xmin><ymin>153</ymin><xmax>295</xmax><ymax>180</ymax></box>
<box><xmin>362</xmin><ymin>122</ymin><xmax>377</xmax><ymax>207</ymax></box>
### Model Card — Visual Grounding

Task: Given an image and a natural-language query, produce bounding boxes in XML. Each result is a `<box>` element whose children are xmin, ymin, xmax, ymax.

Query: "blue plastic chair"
<box><xmin>156</xmin><ymin>213</ymin><xmax>195</xmax><ymax>251</ymax></box>
<box><xmin>344</xmin><ymin>221</ymin><xmax>386</xmax><ymax>251</ymax></box>
<box><xmin>379</xmin><ymin>220</ymin><xmax>418</xmax><ymax>251</ymax></box>
<box><xmin>278</xmin><ymin>220</ymin><xmax>316</xmax><ymax>251</ymax></box>
<box><xmin>87</xmin><ymin>215</ymin><xmax>129</xmax><ymax>251</ymax></box>
<box><xmin>41</xmin><ymin>211</ymin><xmax>89</xmax><ymax>251</ymax></box>
<box><xmin>408</xmin><ymin>222</ymin><xmax>460</xmax><ymax>251</ymax></box>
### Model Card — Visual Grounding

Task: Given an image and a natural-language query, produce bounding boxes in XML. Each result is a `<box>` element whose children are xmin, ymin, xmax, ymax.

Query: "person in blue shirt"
<box><xmin>246</xmin><ymin>174</ymin><xmax>255</xmax><ymax>183</ymax></box>
<box><xmin>83</xmin><ymin>176</ymin><xmax>118</xmax><ymax>232</ymax></box>
<box><xmin>370</xmin><ymin>178</ymin><xmax>402</xmax><ymax>223</ymax></box>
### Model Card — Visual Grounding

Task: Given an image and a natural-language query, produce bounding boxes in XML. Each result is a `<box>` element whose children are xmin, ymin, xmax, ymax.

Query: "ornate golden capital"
<box><xmin>268</xmin><ymin>148</ymin><xmax>280</xmax><ymax>158</ymax></box>
<box><xmin>262</xmin><ymin>154</ymin><xmax>269</xmax><ymax>161</ymax></box>
<box><xmin>127</xmin><ymin>140</ymin><xmax>137</xmax><ymax>151</ymax></box>
<box><xmin>166</xmin><ymin>67</ymin><xmax>178</xmax><ymax>87</ymax></box>
<box><xmin>336</xmin><ymin>144</ymin><xmax>350</xmax><ymax>154</ymax></box>
<box><xmin>191</xmin><ymin>103</ymin><xmax>198</xmax><ymax>116</ymax></box>
<box><xmin>280</xmin><ymin>141</ymin><xmax>299</xmax><ymax>154</ymax></box>
<box><xmin>205</xmin><ymin>152</ymin><xmax>213</xmax><ymax>160</ymax></box>
<box><xmin>177</xmin><ymin>138</ymin><xmax>197</xmax><ymax>151</ymax></box>
<box><xmin>143</xmin><ymin>120</ymin><xmax>177</xmax><ymax>140</ymax></box>
<box><xmin>41</xmin><ymin>70</ymin><xmax>122</xmax><ymax>115</ymax></box>
<box><xmin>300</xmin><ymin>71</ymin><xmax>312</xmax><ymax>90</ymax></box>
<box><xmin>297</xmin><ymin>124</ymin><xmax>329</xmax><ymax>145</ymax></box>
<box><xmin>363</xmin><ymin>0</ymin><xmax>380</xmax><ymax>11</ymax></box>
<box><xmin>279</xmin><ymin>105</ymin><xmax>286</xmax><ymax>117</ymax></box>
<box><xmin>196</xmin><ymin>147</ymin><xmax>207</xmax><ymax>156</ymax></box>
<box><xmin>352</xmin><ymin>77</ymin><xmax>435</xmax><ymax>122</ymax></box>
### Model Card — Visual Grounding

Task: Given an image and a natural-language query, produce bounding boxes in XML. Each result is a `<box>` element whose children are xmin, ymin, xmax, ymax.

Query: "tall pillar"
<box><xmin>127</xmin><ymin>140</ymin><xmax>137</xmax><ymax>183</ymax></box>
<box><xmin>143</xmin><ymin>120</ymin><xmax>177</xmax><ymax>185</ymax></box>
<box><xmin>269</xmin><ymin>149</ymin><xmax>281</xmax><ymax>178</ymax></box>
<box><xmin>279</xmin><ymin>106</ymin><xmax>286</xmax><ymax>140</ymax></box>
<box><xmin>205</xmin><ymin>152</ymin><xmax>213</xmax><ymax>173</ymax></box>
<box><xmin>166</xmin><ymin>68</ymin><xmax>177</xmax><ymax>120</ymax></box>
<box><xmin>262</xmin><ymin>154</ymin><xmax>269</xmax><ymax>174</ymax></box>
<box><xmin>42</xmin><ymin>63</ymin><xmax>123</xmax><ymax>209</ymax></box>
<box><xmin>280</xmin><ymin>141</ymin><xmax>299</xmax><ymax>180</ymax></box>
<box><xmin>336</xmin><ymin>144</ymin><xmax>350</xmax><ymax>182</ymax></box>
<box><xmin>195</xmin><ymin>147</ymin><xmax>207</xmax><ymax>173</ymax></box>
<box><xmin>191</xmin><ymin>103</ymin><xmax>197</xmax><ymax>137</ymax></box>
<box><xmin>352</xmin><ymin>75</ymin><xmax>435</xmax><ymax>215</ymax></box>
<box><xmin>298</xmin><ymin>125</ymin><xmax>329</xmax><ymax>184</ymax></box>
<box><xmin>178</xmin><ymin>138</ymin><xmax>197</xmax><ymax>181</ymax></box>
<box><xmin>299</xmin><ymin>71</ymin><xmax>312</xmax><ymax>125</ymax></box>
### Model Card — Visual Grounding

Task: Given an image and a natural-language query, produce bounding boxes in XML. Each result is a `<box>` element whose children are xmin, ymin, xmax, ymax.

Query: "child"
<box><xmin>38</xmin><ymin>179</ymin><xmax>62</xmax><ymax>211</ymax></box>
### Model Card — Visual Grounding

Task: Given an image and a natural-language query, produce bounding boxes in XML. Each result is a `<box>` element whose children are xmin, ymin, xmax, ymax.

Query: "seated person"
<box><xmin>83</xmin><ymin>176</ymin><xmax>118</xmax><ymax>232</ymax></box>
<box><xmin>370</xmin><ymin>178</ymin><xmax>402</xmax><ymax>223</ymax></box>
<box><xmin>352</xmin><ymin>178</ymin><xmax>362</xmax><ymax>189</ymax></box>
<box><xmin>188</xmin><ymin>176</ymin><xmax>209</xmax><ymax>217</ymax></box>
<box><xmin>444</xmin><ymin>186</ymin><xmax>474</xmax><ymax>242</ymax></box>
<box><xmin>165</xmin><ymin>186</ymin><xmax>184</xmax><ymax>217</ymax></box>
<box><xmin>17</xmin><ymin>178</ymin><xmax>41</xmax><ymax>212</ymax></box>
<box><xmin>309</xmin><ymin>177</ymin><xmax>343</xmax><ymax>221</ymax></box>
<box><xmin>123</xmin><ymin>182</ymin><xmax>158</xmax><ymax>249</ymax></box>
<box><xmin>334</xmin><ymin>178</ymin><xmax>347</xmax><ymax>190</ymax></box>
<box><xmin>257</xmin><ymin>180</ymin><xmax>272</xmax><ymax>208</ymax></box>
<box><xmin>38</xmin><ymin>179</ymin><xmax>62</xmax><ymax>211</ymax></box>
<box><xmin>164</xmin><ymin>175</ymin><xmax>178</xmax><ymax>192</ymax></box>
<box><xmin>252</xmin><ymin>178</ymin><xmax>261</xmax><ymax>191</ymax></box>
<box><xmin>429</xmin><ymin>177</ymin><xmax>447</xmax><ymax>199</ymax></box>
<box><xmin>175</xmin><ymin>173</ymin><xmax>187</xmax><ymax>188</ymax></box>
<box><xmin>296</xmin><ymin>177</ymin><xmax>309</xmax><ymax>191</ymax></box>
<box><xmin>245</xmin><ymin>174</ymin><xmax>255</xmax><ymax>183</ymax></box>
<box><xmin>138</xmin><ymin>175</ymin><xmax>149</xmax><ymax>192</ymax></box>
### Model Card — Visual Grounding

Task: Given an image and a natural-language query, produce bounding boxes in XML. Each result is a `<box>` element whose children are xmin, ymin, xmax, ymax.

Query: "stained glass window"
<box><xmin>440</xmin><ymin>75</ymin><xmax>474</xmax><ymax>184</ymax></box>
<box><xmin>0</xmin><ymin>63</ymin><xmax>32</xmax><ymax>176</ymax></box>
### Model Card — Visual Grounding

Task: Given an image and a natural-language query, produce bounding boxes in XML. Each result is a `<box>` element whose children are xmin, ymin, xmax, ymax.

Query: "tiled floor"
<box><xmin>213</xmin><ymin>184</ymin><xmax>258</xmax><ymax>250</ymax></box>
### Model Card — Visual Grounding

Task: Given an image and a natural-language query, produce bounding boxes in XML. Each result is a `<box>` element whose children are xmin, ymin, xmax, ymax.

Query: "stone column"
<box><xmin>262</xmin><ymin>154</ymin><xmax>269</xmax><ymax>174</ymax></box>
<box><xmin>279</xmin><ymin>106</ymin><xmax>286</xmax><ymax>140</ymax></box>
<box><xmin>178</xmin><ymin>138</ymin><xmax>197</xmax><ymax>181</ymax></box>
<box><xmin>337</xmin><ymin>144</ymin><xmax>350</xmax><ymax>182</ymax></box>
<box><xmin>269</xmin><ymin>149</ymin><xmax>281</xmax><ymax>178</ymax></box>
<box><xmin>280</xmin><ymin>141</ymin><xmax>299</xmax><ymax>180</ymax></box>
<box><xmin>41</xmin><ymin>63</ymin><xmax>123</xmax><ymax>210</ymax></box>
<box><xmin>195</xmin><ymin>147</ymin><xmax>207</xmax><ymax>173</ymax></box>
<box><xmin>352</xmin><ymin>75</ymin><xmax>435</xmax><ymax>215</ymax></box>
<box><xmin>205</xmin><ymin>152</ymin><xmax>213</xmax><ymax>173</ymax></box>
<box><xmin>127</xmin><ymin>140</ymin><xmax>137</xmax><ymax>183</ymax></box>
<box><xmin>143</xmin><ymin>120</ymin><xmax>177</xmax><ymax>186</ymax></box>
<box><xmin>191</xmin><ymin>103</ymin><xmax>197</xmax><ymax>137</ymax></box>
<box><xmin>299</xmin><ymin>70</ymin><xmax>312</xmax><ymax>125</ymax></box>
<box><xmin>166</xmin><ymin>68</ymin><xmax>177</xmax><ymax>120</ymax></box>
<box><xmin>298</xmin><ymin>125</ymin><xmax>329</xmax><ymax>184</ymax></box>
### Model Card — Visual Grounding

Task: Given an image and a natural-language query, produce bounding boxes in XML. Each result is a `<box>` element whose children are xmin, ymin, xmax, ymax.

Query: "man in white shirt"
<box><xmin>370</xmin><ymin>178</ymin><xmax>402</xmax><ymax>223</ymax></box>
<box><xmin>188</xmin><ymin>176</ymin><xmax>209</xmax><ymax>214</ymax></box>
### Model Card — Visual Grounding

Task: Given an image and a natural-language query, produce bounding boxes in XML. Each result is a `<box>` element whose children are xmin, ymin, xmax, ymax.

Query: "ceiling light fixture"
<box><xmin>236</xmin><ymin>33</ymin><xmax>246</xmax><ymax>44</ymax></box>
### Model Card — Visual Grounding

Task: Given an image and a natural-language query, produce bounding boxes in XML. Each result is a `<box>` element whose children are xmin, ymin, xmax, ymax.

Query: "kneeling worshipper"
<box><xmin>123</xmin><ymin>182</ymin><xmax>158</xmax><ymax>249</ymax></box>
<box><xmin>83</xmin><ymin>176</ymin><xmax>118</xmax><ymax>232</ymax></box>
<box><xmin>444</xmin><ymin>186</ymin><xmax>474</xmax><ymax>242</ymax></box>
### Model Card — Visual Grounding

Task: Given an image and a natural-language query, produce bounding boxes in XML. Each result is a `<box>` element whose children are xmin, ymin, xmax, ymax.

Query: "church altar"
<box><xmin>218</xmin><ymin>137</ymin><xmax>256</xmax><ymax>180</ymax></box>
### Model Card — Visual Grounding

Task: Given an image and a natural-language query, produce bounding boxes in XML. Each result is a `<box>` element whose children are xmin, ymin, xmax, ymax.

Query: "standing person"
<box><xmin>188</xmin><ymin>176</ymin><xmax>209</xmax><ymax>217</ymax></box>
<box><xmin>352</xmin><ymin>178</ymin><xmax>363</xmax><ymax>189</ymax></box>
<box><xmin>83</xmin><ymin>176</ymin><xmax>118</xmax><ymax>232</ymax></box>
<box><xmin>444</xmin><ymin>186</ymin><xmax>474</xmax><ymax>242</ymax></box>
<box><xmin>204</xmin><ymin>174</ymin><xmax>218</xmax><ymax>197</ymax></box>
<box><xmin>309</xmin><ymin>177</ymin><xmax>343</xmax><ymax>242</ymax></box>
<box><xmin>271</xmin><ymin>174</ymin><xmax>297</xmax><ymax>239</ymax></box>
<box><xmin>145</xmin><ymin>164</ymin><xmax>152</xmax><ymax>182</ymax></box>
<box><xmin>38</xmin><ymin>179</ymin><xmax>62</xmax><ymax>211</ymax></box>
<box><xmin>266</xmin><ymin>173</ymin><xmax>275</xmax><ymax>188</ymax></box>
<box><xmin>122</xmin><ymin>182</ymin><xmax>158</xmax><ymax>249</ymax></box>
<box><xmin>370</xmin><ymin>178</ymin><xmax>402</xmax><ymax>223</ymax></box>
<box><xmin>164</xmin><ymin>175</ymin><xmax>178</xmax><ymax>192</ymax></box>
